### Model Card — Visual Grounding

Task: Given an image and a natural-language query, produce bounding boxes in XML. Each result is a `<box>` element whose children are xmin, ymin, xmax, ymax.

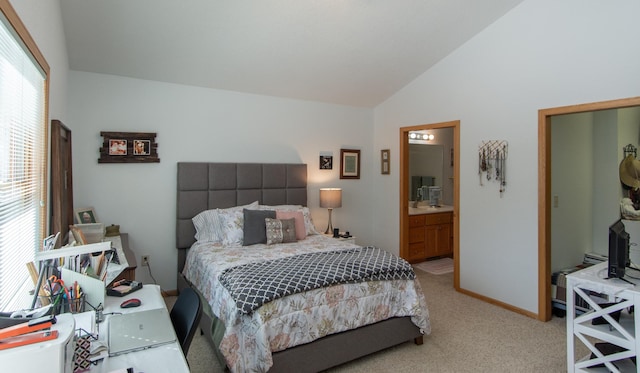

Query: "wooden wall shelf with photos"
<box><xmin>99</xmin><ymin>131</ymin><xmax>160</xmax><ymax>163</ymax></box>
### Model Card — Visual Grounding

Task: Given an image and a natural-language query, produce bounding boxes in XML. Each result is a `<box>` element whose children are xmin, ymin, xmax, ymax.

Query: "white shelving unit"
<box><xmin>566</xmin><ymin>262</ymin><xmax>640</xmax><ymax>372</ymax></box>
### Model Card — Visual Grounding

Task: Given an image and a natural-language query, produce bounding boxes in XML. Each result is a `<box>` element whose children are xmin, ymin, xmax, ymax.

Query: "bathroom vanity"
<box><xmin>407</xmin><ymin>205</ymin><xmax>453</xmax><ymax>262</ymax></box>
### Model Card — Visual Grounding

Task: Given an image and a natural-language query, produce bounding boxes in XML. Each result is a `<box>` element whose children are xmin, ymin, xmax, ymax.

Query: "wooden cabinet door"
<box><xmin>425</xmin><ymin>225</ymin><xmax>439</xmax><ymax>258</ymax></box>
<box><xmin>436</xmin><ymin>223</ymin><xmax>452</xmax><ymax>256</ymax></box>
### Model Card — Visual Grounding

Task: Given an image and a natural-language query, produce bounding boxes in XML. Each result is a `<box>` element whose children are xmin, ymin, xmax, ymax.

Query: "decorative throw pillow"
<box><xmin>242</xmin><ymin>209</ymin><xmax>276</xmax><ymax>246</ymax></box>
<box><xmin>192</xmin><ymin>209</ymin><xmax>224</xmax><ymax>243</ymax></box>
<box><xmin>275</xmin><ymin>210</ymin><xmax>306</xmax><ymax>240</ymax></box>
<box><xmin>260</xmin><ymin>205</ymin><xmax>320</xmax><ymax>236</ymax></box>
<box><xmin>265</xmin><ymin>218</ymin><xmax>297</xmax><ymax>245</ymax></box>
<box><xmin>218</xmin><ymin>201</ymin><xmax>259</xmax><ymax>246</ymax></box>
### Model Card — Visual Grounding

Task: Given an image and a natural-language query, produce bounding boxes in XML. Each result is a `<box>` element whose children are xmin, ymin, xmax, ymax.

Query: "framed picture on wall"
<box><xmin>99</xmin><ymin>131</ymin><xmax>160</xmax><ymax>163</ymax></box>
<box><xmin>340</xmin><ymin>149</ymin><xmax>360</xmax><ymax>179</ymax></box>
<box><xmin>381</xmin><ymin>149</ymin><xmax>390</xmax><ymax>174</ymax></box>
<box><xmin>133</xmin><ymin>139</ymin><xmax>151</xmax><ymax>155</ymax></box>
<box><xmin>108</xmin><ymin>139</ymin><xmax>127</xmax><ymax>155</ymax></box>
<box><xmin>320</xmin><ymin>155</ymin><xmax>333</xmax><ymax>170</ymax></box>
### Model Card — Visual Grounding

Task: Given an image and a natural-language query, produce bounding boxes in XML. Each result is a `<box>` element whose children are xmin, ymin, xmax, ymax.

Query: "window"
<box><xmin>0</xmin><ymin>0</ymin><xmax>49</xmax><ymax>311</ymax></box>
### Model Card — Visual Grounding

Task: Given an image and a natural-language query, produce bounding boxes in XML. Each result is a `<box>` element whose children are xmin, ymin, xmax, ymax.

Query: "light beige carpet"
<box><xmin>168</xmin><ymin>270</ymin><xmax>576</xmax><ymax>372</ymax></box>
<box><xmin>414</xmin><ymin>257</ymin><xmax>454</xmax><ymax>275</ymax></box>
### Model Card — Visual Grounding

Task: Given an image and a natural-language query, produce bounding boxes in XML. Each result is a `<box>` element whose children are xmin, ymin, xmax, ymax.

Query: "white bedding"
<box><xmin>182</xmin><ymin>234</ymin><xmax>431</xmax><ymax>373</ymax></box>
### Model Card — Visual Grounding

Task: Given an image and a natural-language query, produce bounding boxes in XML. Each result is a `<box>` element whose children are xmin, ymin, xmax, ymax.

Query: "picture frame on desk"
<box><xmin>74</xmin><ymin>207</ymin><xmax>98</xmax><ymax>224</ymax></box>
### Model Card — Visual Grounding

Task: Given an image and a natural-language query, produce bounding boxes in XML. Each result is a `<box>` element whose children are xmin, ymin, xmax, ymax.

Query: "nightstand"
<box><xmin>325</xmin><ymin>233</ymin><xmax>356</xmax><ymax>245</ymax></box>
<box><xmin>337</xmin><ymin>236</ymin><xmax>356</xmax><ymax>245</ymax></box>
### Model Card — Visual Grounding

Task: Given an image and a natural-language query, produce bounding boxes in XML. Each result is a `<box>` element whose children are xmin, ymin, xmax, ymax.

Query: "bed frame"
<box><xmin>176</xmin><ymin>162</ymin><xmax>423</xmax><ymax>372</ymax></box>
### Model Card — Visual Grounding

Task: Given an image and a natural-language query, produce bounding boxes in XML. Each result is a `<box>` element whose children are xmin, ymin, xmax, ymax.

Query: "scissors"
<box><xmin>48</xmin><ymin>275</ymin><xmax>71</xmax><ymax>303</ymax></box>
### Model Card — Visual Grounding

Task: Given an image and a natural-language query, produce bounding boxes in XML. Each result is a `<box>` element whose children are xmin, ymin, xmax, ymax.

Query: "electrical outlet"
<box><xmin>141</xmin><ymin>255</ymin><xmax>150</xmax><ymax>266</ymax></box>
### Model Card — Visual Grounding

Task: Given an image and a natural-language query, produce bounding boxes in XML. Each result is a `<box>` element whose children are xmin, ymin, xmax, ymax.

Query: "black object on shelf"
<box><xmin>107</xmin><ymin>280</ymin><xmax>142</xmax><ymax>297</ymax></box>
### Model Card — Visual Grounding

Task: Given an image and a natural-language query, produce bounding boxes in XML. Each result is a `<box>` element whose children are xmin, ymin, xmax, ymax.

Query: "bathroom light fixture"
<box><xmin>409</xmin><ymin>132</ymin><xmax>434</xmax><ymax>141</ymax></box>
<box><xmin>319</xmin><ymin>188</ymin><xmax>342</xmax><ymax>234</ymax></box>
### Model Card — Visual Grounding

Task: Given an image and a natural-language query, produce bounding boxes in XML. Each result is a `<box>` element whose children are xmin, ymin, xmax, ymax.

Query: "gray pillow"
<box><xmin>243</xmin><ymin>209</ymin><xmax>276</xmax><ymax>245</ymax></box>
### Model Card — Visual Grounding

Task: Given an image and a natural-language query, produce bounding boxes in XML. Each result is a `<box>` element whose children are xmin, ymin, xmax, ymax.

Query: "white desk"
<box><xmin>84</xmin><ymin>284</ymin><xmax>189</xmax><ymax>373</ymax></box>
<box><xmin>566</xmin><ymin>262</ymin><xmax>640</xmax><ymax>372</ymax></box>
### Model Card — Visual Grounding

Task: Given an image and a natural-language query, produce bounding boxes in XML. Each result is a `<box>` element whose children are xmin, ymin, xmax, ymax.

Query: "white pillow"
<box><xmin>192</xmin><ymin>209</ymin><xmax>223</xmax><ymax>243</ymax></box>
<box><xmin>218</xmin><ymin>201</ymin><xmax>259</xmax><ymax>246</ymax></box>
<box><xmin>260</xmin><ymin>204</ymin><xmax>320</xmax><ymax>235</ymax></box>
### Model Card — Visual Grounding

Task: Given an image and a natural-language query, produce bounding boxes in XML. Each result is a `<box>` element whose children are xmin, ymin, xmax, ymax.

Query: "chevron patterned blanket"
<box><xmin>219</xmin><ymin>246</ymin><xmax>416</xmax><ymax>315</ymax></box>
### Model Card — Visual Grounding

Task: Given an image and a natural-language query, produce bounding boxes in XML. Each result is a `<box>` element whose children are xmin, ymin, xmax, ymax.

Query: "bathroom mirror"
<box><xmin>409</xmin><ymin>144</ymin><xmax>444</xmax><ymax>201</ymax></box>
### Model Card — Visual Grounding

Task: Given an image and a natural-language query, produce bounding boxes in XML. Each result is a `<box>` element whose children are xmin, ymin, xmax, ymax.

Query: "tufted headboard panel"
<box><xmin>176</xmin><ymin>162</ymin><xmax>307</xmax><ymax>253</ymax></box>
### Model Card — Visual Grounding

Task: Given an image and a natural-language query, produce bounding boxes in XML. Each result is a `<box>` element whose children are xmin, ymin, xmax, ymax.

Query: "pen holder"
<box><xmin>61</xmin><ymin>293</ymin><xmax>85</xmax><ymax>314</ymax></box>
<box><xmin>42</xmin><ymin>293</ymin><xmax>86</xmax><ymax>315</ymax></box>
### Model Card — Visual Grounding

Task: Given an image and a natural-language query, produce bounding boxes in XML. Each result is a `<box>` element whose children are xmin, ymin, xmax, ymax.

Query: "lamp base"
<box><xmin>324</xmin><ymin>208</ymin><xmax>333</xmax><ymax>235</ymax></box>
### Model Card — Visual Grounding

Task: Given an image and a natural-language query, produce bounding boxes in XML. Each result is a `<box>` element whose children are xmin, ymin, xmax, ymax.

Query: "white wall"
<box><xmin>373</xmin><ymin>0</ymin><xmax>640</xmax><ymax>313</ymax></box>
<box><xmin>67</xmin><ymin>71</ymin><xmax>374</xmax><ymax>290</ymax></box>
<box><xmin>551</xmin><ymin>113</ymin><xmax>594</xmax><ymax>272</ymax></box>
<box><xmin>592</xmin><ymin>110</ymin><xmax>622</xmax><ymax>253</ymax></box>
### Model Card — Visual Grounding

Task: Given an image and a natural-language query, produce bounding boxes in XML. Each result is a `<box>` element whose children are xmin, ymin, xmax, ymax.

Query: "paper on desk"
<box><xmin>89</xmin><ymin>340</ymin><xmax>109</xmax><ymax>362</ymax></box>
<box><xmin>102</xmin><ymin>236</ymin><xmax>129</xmax><ymax>285</ymax></box>
<box><xmin>74</xmin><ymin>311</ymin><xmax>96</xmax><ymax>334</ymax></box>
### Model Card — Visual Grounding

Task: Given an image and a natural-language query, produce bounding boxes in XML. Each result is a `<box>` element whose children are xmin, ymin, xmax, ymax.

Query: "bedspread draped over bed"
<box><xmin>220</xmin><ymin>246</ymin><xmax>416</xmax><ymax>315</ymax></box>
<box><xmin>183</xmin><ymin>235</ymin><xmax>431</xmax><ymax>373</ymax></box>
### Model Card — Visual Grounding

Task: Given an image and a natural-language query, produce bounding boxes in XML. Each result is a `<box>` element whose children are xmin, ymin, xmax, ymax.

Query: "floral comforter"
<box><xmin>182</xmin><ymin>234</ymin><xmax>431</xmax><ymax>373</ymax></box>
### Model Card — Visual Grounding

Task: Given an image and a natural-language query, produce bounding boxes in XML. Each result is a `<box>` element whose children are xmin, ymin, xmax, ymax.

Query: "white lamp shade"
<box><xmin>319</xmin><ymin>188</ymin><xmax>342</xmax><ymax>208</ymax></box>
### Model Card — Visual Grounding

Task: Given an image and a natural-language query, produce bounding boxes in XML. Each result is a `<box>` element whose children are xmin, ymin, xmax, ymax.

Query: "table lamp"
<box><xmin>319</xmin><ymin>188</ymin><xmax>342</xmax><ymax>234</ymax></box>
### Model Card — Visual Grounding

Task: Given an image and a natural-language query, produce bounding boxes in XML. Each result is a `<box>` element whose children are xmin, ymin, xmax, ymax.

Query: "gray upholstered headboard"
<box><xmin>176</xmin><ymin>162</ymin><xmax>307</xmax><ymax>270</ymax></box>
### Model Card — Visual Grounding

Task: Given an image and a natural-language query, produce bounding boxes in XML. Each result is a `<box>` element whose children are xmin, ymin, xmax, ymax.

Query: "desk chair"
<box><xmin>170</xmin><ymin>287</ymin><xmax>202</xmax><ymax>356</ymax></box>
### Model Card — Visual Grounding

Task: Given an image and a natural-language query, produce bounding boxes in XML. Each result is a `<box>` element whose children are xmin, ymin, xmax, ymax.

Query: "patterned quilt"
<box><xmin>219</xmin><ymin>246</ymin><xmax>416</xmax><ymax>314</ymax></box>
<box><xmin>182</xmin><ymin>235</ymin><xmax>431</xmax><ymax>373</ymax></box>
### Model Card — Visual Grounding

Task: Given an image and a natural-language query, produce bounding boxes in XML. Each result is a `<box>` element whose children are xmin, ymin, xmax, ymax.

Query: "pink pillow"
<box><xmin>275</xmin><ymin>210</ymin><xmax>306</xmax><ymax>240</ymax></box>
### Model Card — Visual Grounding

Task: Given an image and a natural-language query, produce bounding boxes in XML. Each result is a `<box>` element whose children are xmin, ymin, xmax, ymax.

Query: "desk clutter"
<box><xmin>30</xmin><ymin>232</ymin><xmax>130</xmax><ymax>315</ymax></box>
<box><xmin>0</xmin><ymin>314</ymin><xmax>77</xmax><ymax>372</ymax></box>
<box><xmin>41</xmin><ymin>274</ymin><xmax>86</xmax><ymax>314</ymax></box>
<box><xmin>107</xmin><ymin>280</ymin><xmax>142</xmax><ymax>297</ymax></box>
<box><xmin>0</xmin><ymin>285</ymin><xmax>190</xmax><ymax>373</ymax></box>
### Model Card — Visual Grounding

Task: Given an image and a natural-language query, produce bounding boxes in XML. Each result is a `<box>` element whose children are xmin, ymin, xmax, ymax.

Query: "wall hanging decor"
<box><xmin>99</xmin><ymin>131</ymin><xmax>159</xmax><ymax>163</ymax></box>
<box><xmin>319</xmin><ymin>154</ymin><xmax>333</xmax><ymax>170</ymax></box>
<box><xmin>478</xmin><ymin>140</ymin><xmax>508</xmax><ymax>196</ymax></box>
<box><xmin>340</xmin><ymin>149</ymin><xmax>360</xmax><ymax>179</ymax></box>
<box><xmin>381</xmin><ymin>149</ymin><xmax>390</xmax><ymax>175</ymax></box>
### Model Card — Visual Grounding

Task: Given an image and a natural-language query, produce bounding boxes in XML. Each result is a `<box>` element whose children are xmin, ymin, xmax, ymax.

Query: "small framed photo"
<box><xmin>340</xmin><ymin>149</ymin><xmax>360</xmax><ymax>179</ymax></box>
<box><xmin>108</xmin><ymin>139</ymin><xmax>127</xmax><ymax>155</ymax></box>
<box><xmin>381</xmin><ymin>149</ymin><xmax>390</xmax><ymax>175</ymax></box>
<box><xmin>320</xmin><ymin>155</ymin><xmax>333</xmax><ymax>170</ymax></box>
<box><xmin>133</xmin><ymin>139</ymin><xmax>150</xmax><ymax>155</ymax></box>
<box><xmin>75</xmin><ymin>207</ymin><xmax>98</xmax><ymax>224</ymax></box>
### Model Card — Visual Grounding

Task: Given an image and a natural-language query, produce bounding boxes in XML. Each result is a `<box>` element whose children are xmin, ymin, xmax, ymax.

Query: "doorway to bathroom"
<box><xmin>400</xmin><ymin>120</ymin><xmax>460</xmax><ymax>289</ymax></box>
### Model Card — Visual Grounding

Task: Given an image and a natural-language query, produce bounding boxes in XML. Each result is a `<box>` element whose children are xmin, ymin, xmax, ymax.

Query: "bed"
<box><xmin>176</xmin><ymin>162</ymin><xmax>430</xmax><ymax>372</ymax></box>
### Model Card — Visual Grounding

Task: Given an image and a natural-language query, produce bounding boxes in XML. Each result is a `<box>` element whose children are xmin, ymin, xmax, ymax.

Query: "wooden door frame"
<box><xmin>50</xmin><ymin>119</ymin><xmax>73</xmax><ymax>246</ymax></box>
<box><xmin>538</xmin><ymin>96</ymin><xmax>640</xmax><ymax>321</ymax></box>
<box><xmin>400</xmin><ymin>120</ymin><xmax>460</xmax><ymax>289</ymax></box>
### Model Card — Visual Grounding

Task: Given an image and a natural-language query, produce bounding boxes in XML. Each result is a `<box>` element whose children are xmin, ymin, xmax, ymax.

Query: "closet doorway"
<box><xmin>538</xmin><ymin>96</ymin><xmax>640</xmax><ymax>321</ymax></box>
<box><xmin>399</xmin><ymin>120</ymin><xmax>460</xmax><ymax>289</ymax></box>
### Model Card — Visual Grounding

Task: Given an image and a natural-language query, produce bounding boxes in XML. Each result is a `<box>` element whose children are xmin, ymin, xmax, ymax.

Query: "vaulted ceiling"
<box><xmin>60</xmin><ymin>0</ymin><xmax>524</xmax><ymax>107</ymax></box>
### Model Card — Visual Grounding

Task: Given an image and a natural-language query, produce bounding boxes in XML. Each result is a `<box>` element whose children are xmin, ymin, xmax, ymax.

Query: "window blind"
<box><xmin>0</xmin><ymin>9</ymin><xmax>47</xmax><ymax>311</ymax></box>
